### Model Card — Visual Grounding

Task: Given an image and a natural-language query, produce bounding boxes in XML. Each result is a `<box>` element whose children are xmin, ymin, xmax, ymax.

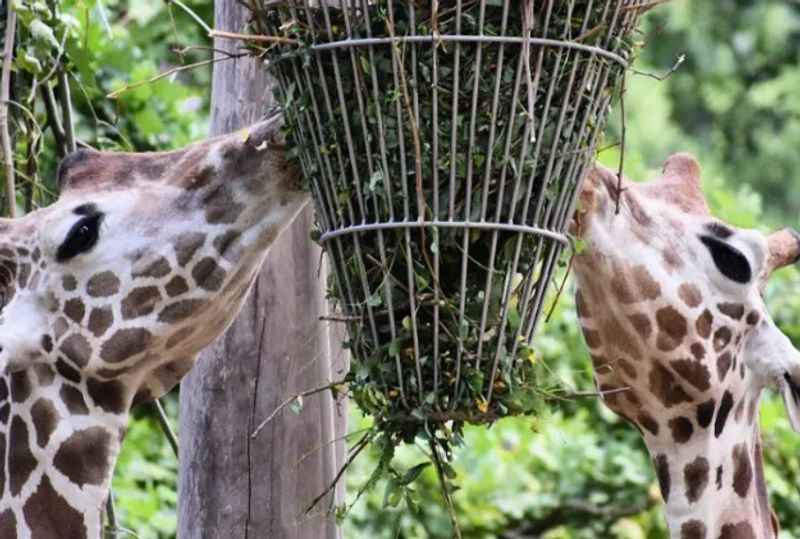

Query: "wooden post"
<box><xmin>177</xmin><ymin>1</ymin><xmax>347</xmax><ymax>538</ymax></box>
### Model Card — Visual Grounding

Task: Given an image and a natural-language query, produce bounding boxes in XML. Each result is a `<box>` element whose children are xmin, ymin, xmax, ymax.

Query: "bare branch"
<box><xmin>0</xmin><ymin>1</ymin><xmax>18</xmax><ymax>217</ymax></box>
<box><xmin>208</xmin><ymin>29</ymin><xmax>299</xmax><ymax>45</ymax></box>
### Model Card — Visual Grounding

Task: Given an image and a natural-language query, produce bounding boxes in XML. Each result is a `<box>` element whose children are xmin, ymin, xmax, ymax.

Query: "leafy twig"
<box><xmin>251</xmin><ymin>380</ymin><xmax>346</xmax><ymax>438</ymax></box>
<box><xmin>632</xmin><ymin>53</ymin><xmax>686</xmax><ymax>81</ymax></box>
<box><xmin>302</xmin><ymin>430</ymin><xmax>373</xmax><ymax>515</ymax></box>
<box><xmin>106</xmin><ymin>55</ymin><xmax>246</xmax><ymax>99</ymax></box>
<box><xmin>614</xmin><ymin>74</ymin><xmax>628</xmax><ymax>215</ymax></box>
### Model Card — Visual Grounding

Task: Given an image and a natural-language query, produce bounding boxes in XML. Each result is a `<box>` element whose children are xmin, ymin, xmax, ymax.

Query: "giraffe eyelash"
<box><xmin>699</xmin><ymin>235</ymin><xmax>752</xmax><ymax>284</ymax></box>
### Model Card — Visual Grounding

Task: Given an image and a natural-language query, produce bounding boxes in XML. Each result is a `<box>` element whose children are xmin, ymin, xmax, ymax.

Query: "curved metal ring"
<box><xmin>319</xmin><ymin>220</ymin><xmax>570</xmax><ymax>245</ymax></box>
<box><xmin>271</xmin><ymin>35</ymin><xmax>629</xmax><ymax>67</ymax></box>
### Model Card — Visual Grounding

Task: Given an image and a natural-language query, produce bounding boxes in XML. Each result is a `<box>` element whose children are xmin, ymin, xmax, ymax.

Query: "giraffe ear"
<box><xmin>643</xmin><ymin>152</ymin><xmax>710</xmax><ymax>215</ymax></box>
<box><xmin>765</xmin><ymin>228</ymin><xmax>800</xmax><ymax>277</ymax></box>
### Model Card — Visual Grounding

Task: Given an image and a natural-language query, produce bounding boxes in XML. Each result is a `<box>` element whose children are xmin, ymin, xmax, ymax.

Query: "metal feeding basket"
<box><xmin>255</xmin><ymin>0</ymin><xmax>646</xmax><ymax>433</ymax></box>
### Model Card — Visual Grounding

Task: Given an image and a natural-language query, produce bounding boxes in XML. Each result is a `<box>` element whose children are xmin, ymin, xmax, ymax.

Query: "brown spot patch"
<box><xmin>650</xmin><ymin>364</ymin><xmax>692</xmax><ymax>408</ymax></box>
<box><xmin>9</xmin><ymin>415</ymin><xmax>37</xmax><ymax>495</ymax></box>
<box><xmin>680</xmin><ymin>519</ymin><xmax>706</xmax><ymax>539</ymax></box>
<box><xmin>204</xmin><ymin>184</ymin><xmax>245</xmax><ymax>224</ymax></box>
<box><xmin>668</xmin><ymin>416</ymin><xmax>694</xmax><ymax>444</ymax></box>
<box><xmin>637</xmin><ymin>413</ymin><xmax>659</xmax><ymax>436</ymax></box>
<box><xmin>683</xmin><ymin>456</ymin><xmax>709</xmax><ymax>503</ymax></box>
<box><xmin>159</xmin><ymin>299</ymin><xmax>206</xmax><ymax>324</ymax></box>
<box><xmin>165</xmin><ymin>275</ymin><xmax>189</xmax><ymax>297</ymax></box>
<box><xmin>0</xmin><ymin>509</ymin><xmax>15</xmax><ymax>538</ymax></box>
<box><xmin>31</xmin><ymin>398</ymin><xmax>59</xmax><ymax>447</ymax></box>
<box><xmin>713</xmin><ymin>327</ymin><xmax>733</xmax><ymax>352</ymax></box>
<box><xmin>41</xmin><ymin>334</ymin><xmax>54</xmax><ymax>353</ymax></box>
<box><xmin>88</xmin><ymin>306</ymin><xmax>114</xmax><ymax>337</ymax></box>
<box><xmin>714</xmin><ymin>391</ymin><xmax>734</xmax><ymax>438</ymax></box>
<box><xmin>663</xmin><ymin>246</ymin><xmax>683</xmax><ymax>269</ymax></box>
<box><xmin>132</xmin><ymin>256</ymin><xmax>171</xmax><ymax>279</ymax></box>
<box><xmin>33</xmin><ymin>364</ymin><xmax>55</xmax><ymax>386</ymax></box>
<box><xmin>632</xmin><ymin>265</ymin><xmax>661</xmax><ymax>300</ymax></box>
<box><xmin>0</xmin><ymin>378</ymin><xmax>7</xmax><ymax>402</ymax></box>
<box><xmin>60</xmin><ymin>333</ymin><xmax>92</xmax><ymax>367</ymax></box>
<box><xmin>174</xmin><ymin>232</ymin><xmax>206</xmax><ymax>266</ymax></box>
<box><xmin>53</xmin><ymin>316</ymin><xmax>69</xmax><ymax>341</ymax></box>
<box><xmin>678</xmin><ymin>283</ymin><xmax>703</xmax><ymax>308</ymax></box>
<box><xmin>656</xmin><ymin>306</ymin><xmax>688</xmax><ymax>352</ymax></box>
<box><xmin>718</xmin><ymin>303</ymin><xmax>745</xmax><ymax>320</ymax></box>
<box><xmin>690</xmin><ymin>342</ymin><xmax>705</xmax><ymax>361</ymax></box>
<box><xmin>717</xmin><ymin>351</ymin><xmax>733</xmax><ymax>381</ymax></box>
<box><xmin>582</xmin><ymin>328</ymin><xmax>602</xmax><ymax>348</ymax></box>
<box><xmin>575</xmin><ymin>290</ymin><xmax>591</xmax><ymax>319</ymax></box>
<box><xmin>86</xmin><ymin>271</ymin><xmax>120</xmax><ymax>297</ymax></box>
<box><xmin>192</xmin><ymin>257</ymin><xmax>226</xmax><ymax>292</ymax></box>
<box><xmin>746</xmin><ymin>311</ymin><xmax>760</xmax><ymax>326</ymax></box>
<box><xmin>610</xmin><ymin>271</ymin><xmax>637</xmax><ymax>304</ymax></box>
<box><xmin>617</xmin><ymin>358</ymin><xmax>637</xmax><ymax>380</ymax></box>
<box><xmin>55</xmin><ymin>357</ymin><xmax>81</xmax><ymax>383</ymax></box>
<box><xmin>697</xmin><ymin>399</ymin><xmax>715</xmax><ymax>429</ymax></box>
<box><xmin>23</xmin><ymin>475</ymin><xmax>87</xmax><ymax>539</ymax></box>
<box><xmin>87</xmin><ymin>378</ymin><xmax>127</xmax><ymax>414</ymax></box>
<box><xmin>63</xmin><ymin>298</ymin><xmax>85</xmax><ymax>323</ymax></box>
<box><xmin>213</xmin><ymin>230</ymin><xmax>241</xmax><ymax>260</ymax></box>
<box><xmin>600</xmin><ymin>317</ymin><xmax>643</xmax><ymax>360</ymax></box>
<box><xmin>628</xmin><ymin>313</ymin><xmax>652</xmax><ymax>340</ymax></box>
<box><xmin>100</xmin><ymin>328</ymin><xmax>152</xmax><ymax>363</ymax></box>
<box><xmin>60</xmin><ymin>384</ymin><xmax>89</xmax><ymax>415</ymax></box>
<box><xmin>670</xmin><ymin>358</ymin><xmax>711</xmax><ymax>391</ymax></box>
<box><xmin>654</xmin><ymin>454</ymin><xmax>670</xmax><ymax>502</ymax></box>
<box><xmin>732</xmin><ymin>443</ymin><xmax>752</xmax><ymax>498</ymax></box>
<box><xmin>121</xmin><ymin>286</ymin><xmax>162</xmax><ymax>320</ymax></box>
<box><xmin>696</xmin><ymin>309</ymin><xmax>713</xmax><ymax>339</ymax></box>
<box><xmin>53</xmin><ymin>426</ymin><xmax>113</xmax><ymax>487</ymax></box>
<box><xmin>10</xmin><ymin>370</ymin><xmax>32</xmax><ymax>403</ymax></box>
<box><xmin>718</xmin><ymin>522</ymin><xmax>756</xmax><ymax>539</ymax></box>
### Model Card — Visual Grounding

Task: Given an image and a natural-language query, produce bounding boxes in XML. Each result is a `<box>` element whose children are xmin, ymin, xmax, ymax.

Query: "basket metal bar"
<box><xmin>356</xmin><ymin>0</ymin><xmax>406</xmax><ymax>405</ymax></box>
<box><xmin>489</xmin><ymin>1</ymin><xmax>586</xmax><ymax>401</ymax></box>
<box><xmin>304</xmin><ymin>0</ymin><xmax>386</xmax><ymax>376</ymax></box>
<box><xmin>487</xmin><ymin>0</ymin><xmax>573</xmax><ymax>403</ymax></box>
<box><xmin>430</xmin><ymin>1</ymin><xmax>442</xmax><ymax>405</ymax></box>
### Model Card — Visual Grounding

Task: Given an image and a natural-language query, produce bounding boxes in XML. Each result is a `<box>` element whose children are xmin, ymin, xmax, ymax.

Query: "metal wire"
<box><xmin>264</xmin><ymin>0</ymin><xmax>647</xmax><ymax>419</ymax></box>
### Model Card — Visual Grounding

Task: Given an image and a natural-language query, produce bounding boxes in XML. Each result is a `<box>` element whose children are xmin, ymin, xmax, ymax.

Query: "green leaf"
<box><xmin>399</xmin><ymin>463</ymin><xmax>430</xmax><ymax>486</ymax></box>
<box><xmin>29</xmin><ymin>19</ymin><xmax>60</xmax><ymax>50</ymax></box>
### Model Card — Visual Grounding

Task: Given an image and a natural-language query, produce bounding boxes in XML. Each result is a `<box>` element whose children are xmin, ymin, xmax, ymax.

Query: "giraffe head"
<box><xmin>0</xmin><ymin>117</ymin><xmax>307</xmax><ymax>538</ymax></box>
<box><xmin>0</xmin><ymin>119</ymin><xmax>306</xmax><ymax>405</ymax></box>
<box><xmin>573</xmin><ymin>153</ymin><xmax>800</xmax><ymax>537</ymax></box>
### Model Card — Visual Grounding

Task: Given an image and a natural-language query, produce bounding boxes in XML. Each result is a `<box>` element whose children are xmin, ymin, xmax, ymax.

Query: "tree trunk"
<box><xmin>177</xmin><ymin>2</ymin><xmax>347</xmax><ymax>538</ymax></box>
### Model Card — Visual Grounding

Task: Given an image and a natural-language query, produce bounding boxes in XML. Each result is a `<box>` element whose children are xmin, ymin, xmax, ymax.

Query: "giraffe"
<box><xmin>573</xmin><ymin>153</ymin><xmax>800</xmax><ymax>539</ymax></box>
<box><xmin>0</xmin><ymin>116</ymin><xmax>308</xmax><ymax>538</ymax></box>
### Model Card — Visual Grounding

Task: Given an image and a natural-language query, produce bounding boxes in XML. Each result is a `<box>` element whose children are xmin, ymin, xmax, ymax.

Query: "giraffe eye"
<box><xmin>57</xmin><ymin>213</ymin><xmax>103</xmax><ymax>262</ymax></box>
<box><xmin>699</xmin><ymin>235</ymin><xmax>752</xmax><ymax>284</ymax></box>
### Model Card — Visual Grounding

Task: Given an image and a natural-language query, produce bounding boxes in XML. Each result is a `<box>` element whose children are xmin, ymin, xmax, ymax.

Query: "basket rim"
<box><xmin>318</xmin><ymin>219</ymin><xmax>570</xmax><ymax>245</ymax></box>
<box><xmin>269</xmin><ymin>34</ymin><xmax>630</xmax><ymax>68</ymax></box>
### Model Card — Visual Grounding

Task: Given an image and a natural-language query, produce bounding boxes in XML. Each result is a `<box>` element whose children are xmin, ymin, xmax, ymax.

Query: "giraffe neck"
<box><xmin>646</xmin><ymin>411</ymin><xmax>775</xmax><ymax>539</ymax></box>
<box><xmin>0</xmin><ymin>367</ymin><xmax>127</xmax><ymax>539</ymax></box>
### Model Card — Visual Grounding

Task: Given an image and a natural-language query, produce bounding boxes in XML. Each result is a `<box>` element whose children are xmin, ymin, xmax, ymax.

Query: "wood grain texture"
<box><xmin>177</xmin><ymin>1</ymin><xmax>347</xmax><ymax>538</ymax></box>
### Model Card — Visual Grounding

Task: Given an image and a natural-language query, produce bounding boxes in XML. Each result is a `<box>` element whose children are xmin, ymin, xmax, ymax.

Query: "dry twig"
<box><xmin>1</xmin><ymin>2</ymin><xmax>17</xmax><ymax>217</ymax></box>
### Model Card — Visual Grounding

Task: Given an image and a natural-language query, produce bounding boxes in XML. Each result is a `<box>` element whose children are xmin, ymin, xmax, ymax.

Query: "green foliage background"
<box><xmin>2</xmin><ymin>1</ymin><xmax>800</xmax><ymax>538</ymax></box>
